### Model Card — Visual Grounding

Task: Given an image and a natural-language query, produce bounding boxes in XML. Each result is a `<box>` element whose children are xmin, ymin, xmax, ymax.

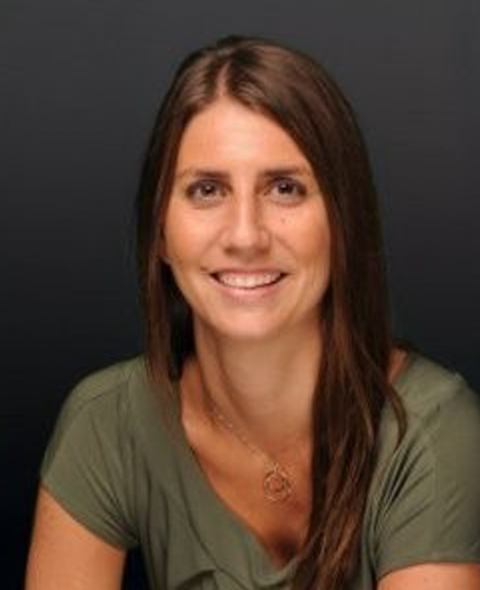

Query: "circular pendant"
<box><xmin>263</xmin><ymin>462</ymin><xmax>293</xmax><ymax>502</ymax></box>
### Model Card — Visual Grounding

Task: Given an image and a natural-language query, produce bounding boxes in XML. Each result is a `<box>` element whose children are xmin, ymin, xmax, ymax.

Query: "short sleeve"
<box><xmin>372</xmin><ymin>377</ymin><xmax>480</xmax><ymax>578</ymax></box>
<box><xmin>40</xmin><ymin>373</ymin><xmax>138</xmax><ymax>549</ymax></box>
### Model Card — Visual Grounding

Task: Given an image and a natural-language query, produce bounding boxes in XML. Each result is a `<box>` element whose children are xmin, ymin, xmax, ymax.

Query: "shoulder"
<box><xmin>42</xmin><ymin>356</ymin><xmax>158</xmax><ymax>476</ymax></box>
<box><xmin>378</xmin><ymin>351</ymin><xmax>480</xmax><ymax>476</ymax></box>
<box><xmin>63</xmin><ymin>356</ymin><xmax>144</xmax><ymax>409</ymax></box>
<box><xmin>386</xmin><ymin>352</ymin><xmax>480</xmax><ymax>445</ymax></box>
<box><xmin>44</xmin><ymin>355</ymin><xmax>182</xmax><ymax>478</ymax></box>
<box><xmin>51</xmin><ymin>357</ymin><xmax>149</xmax><ymax>433</ymax></box>
<box><xmin>367</xmin><ymin>353</ymin><xmax>480</xmax><ymax>577</ymax></box>
<box><xmin>381</xmin><ymin>351</ymin><xmax>480</xmax><ymax>492</ymax></box>
<box><xmin>397</xmin><ymin>352</ymin><xmax>477</xmax><ymax>405</ymax></box>
<box><xmin>397</xmin><ymin>352</ymin><xmax>480</xmax><ymax>491</ymax></box>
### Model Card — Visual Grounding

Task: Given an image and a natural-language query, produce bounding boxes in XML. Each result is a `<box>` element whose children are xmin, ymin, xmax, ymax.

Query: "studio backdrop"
<box><xmin>1</xmin><ymin>1</ymin><xmax>479</xmax><ymax>588</ymax></box>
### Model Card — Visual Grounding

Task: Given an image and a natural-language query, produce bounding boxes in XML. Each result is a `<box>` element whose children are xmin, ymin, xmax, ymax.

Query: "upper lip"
<box><xmin>210</xmin><ymin>269</ymin><xmax>286</xmax><ymax>275</ymax></box>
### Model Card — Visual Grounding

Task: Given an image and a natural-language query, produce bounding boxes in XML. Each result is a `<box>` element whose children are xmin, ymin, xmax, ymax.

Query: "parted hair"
<box><xmin>136</xmin><ymin>35</ymin><xmax>406</xmax><ymax>590</ymax></box>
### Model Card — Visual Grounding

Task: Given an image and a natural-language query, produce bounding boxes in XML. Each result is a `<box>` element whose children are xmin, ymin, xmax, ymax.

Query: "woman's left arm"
<box><xmin>379</xmin><ymin>563</ymin><xmax>480</xmax><ymax>589</ymax></box>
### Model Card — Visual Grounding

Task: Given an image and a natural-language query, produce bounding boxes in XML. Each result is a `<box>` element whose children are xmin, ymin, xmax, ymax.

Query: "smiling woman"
<box><xmin>25</xmin><ymin>36</ymin><xmax>480</xmax><ymax>590</ymax></box>
<box><xmin>162</xmin><ymin>99</ymin><xmax>331</xmax><ymax>344</ymax></box>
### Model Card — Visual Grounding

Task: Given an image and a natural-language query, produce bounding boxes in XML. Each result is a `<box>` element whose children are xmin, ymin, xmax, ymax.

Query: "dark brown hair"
<box><xmin>136</xmin><ymin>35</ymin><xmax>406</xmax><ymax>590</ymax></box>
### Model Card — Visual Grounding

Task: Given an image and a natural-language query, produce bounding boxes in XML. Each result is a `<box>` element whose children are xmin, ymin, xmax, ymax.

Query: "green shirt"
<box><xmin>40</xmin><ymin>352</ymin><xmax>480</xmax><ymax>589</ymax></box>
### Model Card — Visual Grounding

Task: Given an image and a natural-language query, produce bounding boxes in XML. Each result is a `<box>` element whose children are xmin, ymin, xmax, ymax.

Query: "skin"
<box><xmin>25</xmin><ymin>98</ymin><xmax>480</xmax><ymax>589</ymax></box>
<box><xmin>25</xmin><ymin>486</ymin><xmax>126</xmax><ymax>589</ymax></box>
<box><xmin>163</xmin><ymin>98</ymin><xmax>330</xmax><ymax>453</ymax></box>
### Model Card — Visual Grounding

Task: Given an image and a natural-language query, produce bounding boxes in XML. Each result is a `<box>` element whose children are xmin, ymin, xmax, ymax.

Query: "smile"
<box><xmin>212</xmin><ymin>271</ymin><xmax>286</xmax><ymax>290</ymax></box>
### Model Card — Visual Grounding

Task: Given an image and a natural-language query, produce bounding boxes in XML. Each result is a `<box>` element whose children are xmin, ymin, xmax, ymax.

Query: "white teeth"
<box><xmin>216</xmin><ymin>272</ymin><xmax>282</xmax><ymax>289</ymax></box>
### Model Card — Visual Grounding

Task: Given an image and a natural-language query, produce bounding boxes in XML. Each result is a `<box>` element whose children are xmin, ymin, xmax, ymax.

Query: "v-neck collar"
<box><xmin>132</xmin><ymin>351</ymin><xmax>417</xmax><ymax>588</ymax></box>
<box><xmin>171</xmin><ymin>377</ymin><xmax>298</xmax><ymax>587</ymax></box>
<box><xmin>132</xmin><ymin>362</ymin><xmax>293</xmax><ymax>588</ymax></box>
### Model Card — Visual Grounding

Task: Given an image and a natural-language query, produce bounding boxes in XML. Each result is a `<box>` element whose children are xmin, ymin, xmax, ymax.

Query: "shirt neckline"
<box><xmin>170</xmin><ymin>378</ymin><xmax>295</xmax><ymax>587</ymax></box>
<box><xmin>135</xmin><ymin>350</ymin><xmax>418</xmax><ymax>588</ymax></box>
<box><xmin>173</xmin><ymin>351</ymin><xmax>416</xmax><ymax>588</ymax></box>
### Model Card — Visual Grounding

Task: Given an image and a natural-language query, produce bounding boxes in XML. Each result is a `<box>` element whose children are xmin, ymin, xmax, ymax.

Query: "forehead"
<box><xmin>175</xmin><ymin>99</ymin><xmax>312</xmax><ymax>172</ymax></box>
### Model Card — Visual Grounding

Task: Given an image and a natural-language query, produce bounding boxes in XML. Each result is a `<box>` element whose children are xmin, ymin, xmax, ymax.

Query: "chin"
<box><xmin>198</xmin><ymin>314</ymin><xmax>300</xmax><ymax>345</ymax></box>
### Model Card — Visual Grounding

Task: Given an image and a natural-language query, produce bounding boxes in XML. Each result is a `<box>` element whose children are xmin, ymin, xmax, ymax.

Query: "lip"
<box><xmin>209</xmin><ymin>270</ymin><xmax>288</xmax><ymax>302</ymax></box>
<box><xmin>211</xmin><ymin>268</ymin><xmax>286</xmax><ymax>275</ymax></box>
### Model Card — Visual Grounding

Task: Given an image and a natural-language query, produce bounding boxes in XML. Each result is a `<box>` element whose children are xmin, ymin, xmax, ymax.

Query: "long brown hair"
<box><xmin>136</xmin><ymin>35</ymin><xmax>406</xmax><ymax>590</ymax></box>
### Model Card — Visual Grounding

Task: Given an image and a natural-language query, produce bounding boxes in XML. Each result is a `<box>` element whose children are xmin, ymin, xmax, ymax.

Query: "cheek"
<box><xmin>291</xmin><ymin>209</ymin><xmax>331</xmax><ymax>264</ymax></box>
<box><xmin>304</xmin><ymin>234</ymin><xmax>330</xmax><ymax>274</ymax></box>
<box><xmin>301</xmin><ymin>222</ymin><xmax>331</xmax><ymax>288</ymax></box>
<box><xmin>162</xmin><ymin>210</ymin><xmax>213</xmax><ymax>267</ymax></box>
<box><xmin>162</xmin><ymin>204</ymin><xmax>192</xmax><ymax>264</ymax></box>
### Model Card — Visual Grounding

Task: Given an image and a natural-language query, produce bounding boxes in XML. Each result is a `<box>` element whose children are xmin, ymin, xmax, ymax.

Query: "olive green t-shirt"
<box><xmin>40</xmin><ymin>352</ymin><xmax>480</xmax><ymax>589</ymax></box>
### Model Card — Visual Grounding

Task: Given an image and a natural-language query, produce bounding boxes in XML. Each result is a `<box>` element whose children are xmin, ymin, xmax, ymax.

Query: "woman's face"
<box><xmin>162</xmin><ymin>98</ymin><xmax>331</xmax><ymax>344</ymax></box>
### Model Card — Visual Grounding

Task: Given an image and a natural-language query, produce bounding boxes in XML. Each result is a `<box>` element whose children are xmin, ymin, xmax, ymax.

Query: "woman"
<box><xmin>26</xmin><ymin>35</ymin><xmax>480</xmax><ymax>590</ymax></box>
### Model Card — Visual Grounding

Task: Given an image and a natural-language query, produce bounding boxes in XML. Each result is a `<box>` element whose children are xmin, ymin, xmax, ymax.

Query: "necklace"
<box><xmin>205</xmin><ymin>398</ymin><xmax>294</xmax><ymax>503</ymax></box>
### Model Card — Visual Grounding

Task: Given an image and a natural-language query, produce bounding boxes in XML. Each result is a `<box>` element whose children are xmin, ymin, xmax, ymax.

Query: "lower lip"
<box><xmin>210</xmin><ymin>275</ymin><xmax>287</xmax><ymax>303</ymax></box>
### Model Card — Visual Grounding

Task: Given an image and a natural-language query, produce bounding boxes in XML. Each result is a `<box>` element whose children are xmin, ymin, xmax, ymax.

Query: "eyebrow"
<box><xmin>174</xmin><ymin>166</ymin><xmax>314</xmax><ymax>182</ymax></box>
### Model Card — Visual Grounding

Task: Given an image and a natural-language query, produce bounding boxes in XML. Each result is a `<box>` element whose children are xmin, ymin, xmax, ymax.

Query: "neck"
<box><xmin>184</xmin><ymin>318</ymin><xmax>322</xmax><ymax>457</ymax></box>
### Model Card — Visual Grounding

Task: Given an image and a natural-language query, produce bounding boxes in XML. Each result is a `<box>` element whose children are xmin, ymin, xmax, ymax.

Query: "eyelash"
<box><xmin>184</xmin><ymin>178</ymin><xmax>307</xmax><ymax>202</ymax></box>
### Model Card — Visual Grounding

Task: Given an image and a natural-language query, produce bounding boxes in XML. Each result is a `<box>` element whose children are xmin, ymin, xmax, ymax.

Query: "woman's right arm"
<box><xmin>25</xmin><ymin>486</ymin><xmax>127</xmax><ymax>590</ymax></box>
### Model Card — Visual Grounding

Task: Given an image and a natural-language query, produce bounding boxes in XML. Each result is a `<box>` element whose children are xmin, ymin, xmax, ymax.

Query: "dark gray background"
<box><xmin>1</xmin><ymin>1</ymin><xmax>479</xmax><ymax>588</ymax></box>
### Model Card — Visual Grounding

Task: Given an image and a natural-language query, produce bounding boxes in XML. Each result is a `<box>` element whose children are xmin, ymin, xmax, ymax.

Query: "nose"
<box><xmin>219</xmin><ymin>192</ymin><xmax>271</xmax><ymax>257</ymax></box>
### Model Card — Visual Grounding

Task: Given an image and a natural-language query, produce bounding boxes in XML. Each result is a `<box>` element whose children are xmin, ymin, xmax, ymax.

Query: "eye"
<box><xmin>270</xmin><ymin>178</ymin><xmax>307</xmax><ymax>200</ymax></box>
<box><xmin>185</xmin><ymin>180</ymin><xmax>225</xmax><ymax>202</ymax></box>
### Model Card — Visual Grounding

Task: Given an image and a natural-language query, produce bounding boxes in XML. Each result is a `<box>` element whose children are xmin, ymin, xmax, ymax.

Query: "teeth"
<box><xmin>216</xmin><ymin>272</ymin><xmax>282</xmax><ymax>289</ymax></box>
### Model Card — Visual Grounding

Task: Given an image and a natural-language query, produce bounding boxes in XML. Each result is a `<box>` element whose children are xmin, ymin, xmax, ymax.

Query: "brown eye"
<box><xmin>271</xmin><ymin>178</ymin><xmax>307</xmax><ymax>199</ymax></box>
<box><xmin>185</xmin><ymin>180</ymin><xmax>224</xmax><ymax>201</ymax></box>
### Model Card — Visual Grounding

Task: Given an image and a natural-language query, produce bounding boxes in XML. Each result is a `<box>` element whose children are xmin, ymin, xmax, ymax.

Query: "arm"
<box><xmin>25</xmin><ymin>486</ymin><xmax>126</xmax><ymax>590</ymax></box>
<box><xmin>379</xmin><ymin>563</ymin><xmax>480</xmax><ymax>589</ymax></box>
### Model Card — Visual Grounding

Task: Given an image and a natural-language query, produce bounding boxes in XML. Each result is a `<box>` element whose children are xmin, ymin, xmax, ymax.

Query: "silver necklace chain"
<box><xmin>205</xmin><ymin>397</ymin><xmax>294</xmax><ymax>503</ymax></box>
